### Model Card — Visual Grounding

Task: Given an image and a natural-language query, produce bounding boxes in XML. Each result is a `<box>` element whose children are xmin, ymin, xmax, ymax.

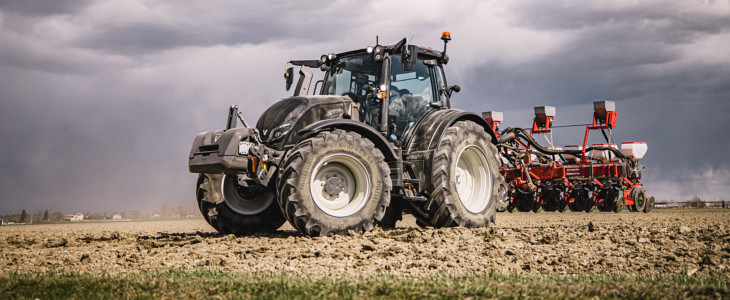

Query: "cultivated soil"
<box><xmin>1</xmin><ymin>209</ymin><xmax>728</xmax><ymax>278</ymax></box>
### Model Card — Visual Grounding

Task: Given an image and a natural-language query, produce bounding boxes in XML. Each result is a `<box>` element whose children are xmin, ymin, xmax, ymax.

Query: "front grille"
<box><xmin>198</xmin><ymin>145</ymin><xmax>219</xmax><ymax>153</ymax></box>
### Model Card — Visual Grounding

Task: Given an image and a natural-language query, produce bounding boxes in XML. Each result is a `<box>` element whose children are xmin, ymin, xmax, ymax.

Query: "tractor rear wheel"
<box><xmin>277</xmin><ymin>130</ymin><xmax>391</xmax><ymax>236</ymax></box>
<box><xmin>196</xmin><ymin>173</ymin><xmax>285</xmax><ymax>234</ymax></box>
<box><xmin>409</xmin><ymin>121</ymin><xmax>501</xmax><ymax>227</ymax></box>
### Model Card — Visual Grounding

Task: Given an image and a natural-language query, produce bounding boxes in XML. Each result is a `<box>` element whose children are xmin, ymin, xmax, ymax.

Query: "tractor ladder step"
<box><xmin>403</xmin><ymin>195</ymin><xmax>428</xmax><ymax>202</ymax></box>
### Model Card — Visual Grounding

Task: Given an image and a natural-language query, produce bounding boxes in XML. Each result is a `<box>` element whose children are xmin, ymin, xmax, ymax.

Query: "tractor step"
<box><xmin>403</xmin><ymin>195</ymin><xmax>428</xmax><ymax>202</ymax></box>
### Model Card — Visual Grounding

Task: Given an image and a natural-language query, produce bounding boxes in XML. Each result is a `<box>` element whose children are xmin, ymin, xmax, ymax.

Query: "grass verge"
<box><xmin>1</xmin><ymin>269</ymin><xmax>727</xmax><ymax>299</ymax></box>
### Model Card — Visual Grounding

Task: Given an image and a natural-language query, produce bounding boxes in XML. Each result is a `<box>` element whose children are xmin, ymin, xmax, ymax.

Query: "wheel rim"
<box><xmin>221</xmin><ymin>175</ymin><xmax>275</xmax><ymax>215</ymax></box>
<box><xmin>636</xmin><ymin>192</ymin><xmax>645</xmax><ymax>208</ymax></box>
<box><xmin>310</xmin><ymin>154</ymin><xmax>371</xmax><ymax>217</ymax></box>
<box><xmin>455</xmin><ymin>145</ymin><xmax>492</xmax><ymax>213</ymax></box>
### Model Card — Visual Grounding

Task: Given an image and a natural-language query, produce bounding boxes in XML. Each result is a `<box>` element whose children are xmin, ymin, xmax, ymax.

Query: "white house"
<box><xmin>64</xmin><ymin>213</ymin><xmax>84</xmax><ymax>221</ymax></box>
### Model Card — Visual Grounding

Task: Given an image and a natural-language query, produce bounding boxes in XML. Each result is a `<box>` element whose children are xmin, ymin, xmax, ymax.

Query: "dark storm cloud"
<box><xmin>74</xmin><ymin>1</ymin><xmax>368</xmax><ymax>55</ymax></box>
<box><xmin>0</xmin><ymin>0</ymin><xmax>729</xmax><ymax>214</ymax></box>
<box><xmin>0</xmin><ymin>0</ymin><xmax>92</xmax><ymax>16</ymax></box>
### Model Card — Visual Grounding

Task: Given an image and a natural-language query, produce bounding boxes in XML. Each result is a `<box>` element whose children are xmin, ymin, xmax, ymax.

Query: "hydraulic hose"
<box><xmin>497</xmin><ymin>127</ymin><xmax>628</xmax><ymax>161</ymax></box>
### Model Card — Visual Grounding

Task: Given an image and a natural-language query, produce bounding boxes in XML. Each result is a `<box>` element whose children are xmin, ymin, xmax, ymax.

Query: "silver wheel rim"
<box><xmin>310</xmin><ymin>154</ymin><xmax>371</xmax><ymax>217</ymax></box>
<box><xmin>221</xmin><ymin>175</ymin><xmax>274</xmax><ymax>215</ymax></box>
<box><xmin>455</xmin><ymin>145</ymin><xmax>492</xmax><ymax>213</ymax></box>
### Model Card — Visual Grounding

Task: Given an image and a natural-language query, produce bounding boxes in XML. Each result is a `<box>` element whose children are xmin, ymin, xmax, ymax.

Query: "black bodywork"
<box><xmin>188</xmin><ymin>38</ymin><xmax>498</xmax><ymax>199</ymax></box>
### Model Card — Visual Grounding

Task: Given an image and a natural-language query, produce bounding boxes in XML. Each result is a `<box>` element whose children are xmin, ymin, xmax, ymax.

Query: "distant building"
<box><xmin>112</xmin><ymin>214</ymin><xmax>122</xmax><ymax>220</ymax></box>
<box><xmin>64</xmin><ymin>213</ymin><xmax>84</xmax><ymax>221</ymax></box>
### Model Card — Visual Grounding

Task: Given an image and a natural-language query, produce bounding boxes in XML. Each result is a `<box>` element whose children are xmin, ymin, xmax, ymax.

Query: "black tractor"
<box><xmin>188</xmin><ymin>33</ymin><xmax>506</xmax><ymax>236</ymax></box>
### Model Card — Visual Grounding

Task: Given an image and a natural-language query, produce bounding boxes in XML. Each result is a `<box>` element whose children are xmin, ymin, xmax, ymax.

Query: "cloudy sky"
<box><xmin>1</xmin><ymin>0</ymin><xmax>729</xmax><ymax>214</ymax></box>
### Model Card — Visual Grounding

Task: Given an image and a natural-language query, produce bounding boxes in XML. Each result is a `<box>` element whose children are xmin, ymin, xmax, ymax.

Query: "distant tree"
<box><xmin>19</xmin><ymin>210</ymin><xmax>28</xmax><ymax>223</ymax></box>
<box><xmin>50</xmin><ymin>211</ymin><xmax>64</xmax><ymax>222</ymax></box>
<box><xmin>42</xmin><ymin>210</ymin><xmax>49</xmax><ymax>222</ymax></box>
<box><xmin>688</xmin><ymin>195</ymin><xmax>706</xmax><ymax>208</ymax></box>
<box><xmin>160</xmin><ymin>203</ymin><xmax>171</xmax><ymax>218</ymax></box>
<box><xmin>175</xmin><ymin>204</ymin><xmax>186</xmax><ymax>218</ymax></box>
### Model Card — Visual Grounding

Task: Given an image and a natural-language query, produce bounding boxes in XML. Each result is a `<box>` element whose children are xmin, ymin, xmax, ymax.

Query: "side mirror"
<box><xmin>448</xmin><ymin>85</ymin><xmax>461</xmax><ymax>96</ymax></box>
<box><xmin>402</xmin><ymin>45</ymin><xmax>417</xmax><ymax>71</ymax></box>
<box><xmin>285</xmin><ymin>67</ymin><xmax>294</xmax><ymax>91</ymax></box>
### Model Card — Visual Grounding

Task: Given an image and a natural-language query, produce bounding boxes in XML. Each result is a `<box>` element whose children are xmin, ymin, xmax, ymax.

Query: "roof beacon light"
<box><xmin>440</xmin><ymin>32</ymin><xmax>451</xmax><ymax>63</ymax></box>
<box><xmin>441</xmin><ymin>32</ymin><xmax>451</xmax><ymax>41</ymax></box>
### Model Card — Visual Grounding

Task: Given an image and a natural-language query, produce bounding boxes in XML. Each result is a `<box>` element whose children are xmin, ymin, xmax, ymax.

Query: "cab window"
<box><xmin>388</xmin><ymin>54</ymin><xmax>435</xmax><ymax>142</ymax></box>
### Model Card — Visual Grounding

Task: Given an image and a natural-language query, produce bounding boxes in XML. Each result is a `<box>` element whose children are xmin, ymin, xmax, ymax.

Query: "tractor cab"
<box><xmin>317</xmin><ymin>37</ymin><xmax>453</xmax><ymax>145</ymax></box>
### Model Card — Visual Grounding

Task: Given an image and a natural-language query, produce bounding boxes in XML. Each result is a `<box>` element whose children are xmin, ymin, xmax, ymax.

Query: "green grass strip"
<box><xmin>1</xmin><ymin>269</ymin><xmax>727</xmax><ymax>299</ymax></box>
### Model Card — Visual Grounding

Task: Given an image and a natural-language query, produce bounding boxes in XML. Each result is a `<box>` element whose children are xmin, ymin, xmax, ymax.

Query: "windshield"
<box><xmin>322</xmin><ymin>53</ymin><xmax>382</xmax><ymax>126</ymax></box>
<box><xmin>388</xmin><ymin>54</ymin><xmax>436</xmax><ymax>143</ymax></box>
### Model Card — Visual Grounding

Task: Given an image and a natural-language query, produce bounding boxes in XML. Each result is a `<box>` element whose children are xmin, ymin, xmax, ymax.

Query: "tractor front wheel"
<box><xmin>277</xmin><ymin>130</ymin><xmax>391</xmax><ymax>236</ymax></box>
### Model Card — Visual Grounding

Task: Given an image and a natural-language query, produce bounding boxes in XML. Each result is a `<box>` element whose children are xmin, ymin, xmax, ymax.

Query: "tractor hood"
<box><xmin>256</xmin><ymin>95</ymin><xmax>352</xmax><ymax>148</ymax></box>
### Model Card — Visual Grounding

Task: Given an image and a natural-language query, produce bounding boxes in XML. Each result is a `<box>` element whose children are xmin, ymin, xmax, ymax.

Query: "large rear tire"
<box><xmin>277</xmin><ymin>130</ymin><xmax>391</xmax><ymax>236</ymax></box>
<box><xmin>409</xmin><ymin>121</ymin><xmax>501</xmax><ymax>227</ymax></box>
<box><xmin>196</xmin><ymin>173</ymin><xmax>285</xmax><ymax>234</ymax></box>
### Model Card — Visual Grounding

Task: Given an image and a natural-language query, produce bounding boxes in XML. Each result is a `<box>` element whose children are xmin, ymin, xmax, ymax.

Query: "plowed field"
<box><xmin>2</xmin><ymin>209</ymin><xmax>728</xmax><ymax>279</ymax></box>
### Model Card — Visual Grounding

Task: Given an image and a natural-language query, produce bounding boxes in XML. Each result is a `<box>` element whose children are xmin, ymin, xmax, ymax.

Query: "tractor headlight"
<box><xmin>373</xmin><ymin>45</ymin><xmax>384</xmax><ymax>61</ymax></box>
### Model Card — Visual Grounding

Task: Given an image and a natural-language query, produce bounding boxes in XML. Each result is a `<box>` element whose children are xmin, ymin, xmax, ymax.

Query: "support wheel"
<box><xmin>585</xmin><ymin>195</ymin><xmax>595</xmax><ymax>213</ymax></box>
<box><xmin>613</xmin><ymin>195</ymin><xmax>625</xmax><ymax>213</ymax></box>
<box><xmin>630</xmin><ymin>187</ymin><xmax>647</xmax><ymax>212</ymax></box>
<box><xmin>196</xmin><ymin>174</ymin><xmax>285</xmax><ymax>234</ymax></box>
<box><xmin>643</xmin><ymin>195</ymin><xmax>654</xmax><ymax>213</ymax></box>
<box><xmin>409</xmin><ymin>121</ymin><xmax>501</xmax><ymax>227</ymax></box>
<box><xmin>277</xmin><ymin>130</ymin><xmax>391</xmax><ymax>236</ymax></box>
<box><xmin>542</xmin><ymin>189</ymin><xmax>561</xmax><ymax>212</ymax></box>
<box><xmin>496</xmin><ymin>184</ymin><xmax>510</xmax><ymax>212</ymax></box>
<box><xmin>568</xmin><ymin>189</ymin><xmax>588</xmax><ymax>212</ymax></box>
<box><xmin>597</xmin><ymin>189</ymin><xmax>618</xmax><ymax>212</ymax></box>
<box><xmin>515</xmin><ymin>191</ymin><xmax>534</xmax><ymax>212</ymax></box>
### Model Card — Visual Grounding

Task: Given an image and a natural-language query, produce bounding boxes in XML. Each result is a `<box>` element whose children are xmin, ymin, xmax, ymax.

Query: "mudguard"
<box><xmin>297</xmin><ymin>119</ymin><xmax>399</xmax><ymax>162</ymax></box>
<box><xmin>188</xmin><ymin>128</ymin><xmax>255</xmax><ymax>174</ymax></box>
<box><xmin>403</xmin><ymin>109</ymin><xmax>497</xmax><ymax>193</ymax></box>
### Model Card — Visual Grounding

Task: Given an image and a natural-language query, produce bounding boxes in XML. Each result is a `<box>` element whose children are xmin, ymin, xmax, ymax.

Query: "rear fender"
<box><xmin>404</xmin><ymin>109</ymin><xmax>497</xmax><ymax>193</ymax></box>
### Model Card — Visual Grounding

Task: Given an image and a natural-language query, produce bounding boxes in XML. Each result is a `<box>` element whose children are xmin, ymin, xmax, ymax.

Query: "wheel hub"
<box><xmin>324</xmin><ymin>176</ymin><xmax>345</xmax><ymax>196</ymax></box>
<box><xmin>455</xmin><ymin>145</ymin><xmax>493</xmax><ymax>213</ymax></box>
<box><xmin>310</xmin><ymin>154</ymin><xmax>371</xmax><ymax>217</ymax></box>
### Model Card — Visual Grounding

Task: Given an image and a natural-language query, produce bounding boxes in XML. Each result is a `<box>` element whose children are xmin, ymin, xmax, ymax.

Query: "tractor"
<box><xmin>188</xmin><ymin>33</ymin><xmax>506</xmax><ymax>236</ymax></box>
